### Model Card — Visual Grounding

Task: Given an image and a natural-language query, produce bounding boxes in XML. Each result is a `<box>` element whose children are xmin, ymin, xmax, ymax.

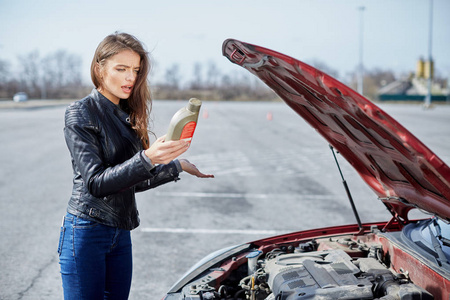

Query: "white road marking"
<box><xmin>153</xmin><ymin>191</ymin><xmax>341</xmax><ymax>200</ymax></box>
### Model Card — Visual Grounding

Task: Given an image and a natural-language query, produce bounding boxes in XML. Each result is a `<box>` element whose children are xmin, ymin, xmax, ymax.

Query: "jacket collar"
<box><xmin>90</xmin><ymin>89</ymin><xmax>131</xmax><ymax>126</ymax></box>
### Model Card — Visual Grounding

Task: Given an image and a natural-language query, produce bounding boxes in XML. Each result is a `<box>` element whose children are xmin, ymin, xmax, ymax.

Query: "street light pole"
<box><xmin>424</xmin><ymin>0</ymin><xmax>433</xmax><ymax>107</ymax></box>
<box><xmin>358</xmin><ymin>6</ymin><xmax>365</xmax><ymax>96</ymax></box>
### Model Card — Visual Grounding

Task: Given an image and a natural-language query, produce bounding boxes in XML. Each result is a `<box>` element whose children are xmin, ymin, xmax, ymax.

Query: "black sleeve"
<box><xmin>64</xmin><ymin>103</ymin><xmax>179</xmax><ymax>198</ymax></box>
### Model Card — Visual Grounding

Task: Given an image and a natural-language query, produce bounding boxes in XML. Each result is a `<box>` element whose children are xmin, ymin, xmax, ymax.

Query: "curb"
<box><xmin>0</xmin><ymin>99</ymin><xmax>75</xmax><ymax>110</ymax></box>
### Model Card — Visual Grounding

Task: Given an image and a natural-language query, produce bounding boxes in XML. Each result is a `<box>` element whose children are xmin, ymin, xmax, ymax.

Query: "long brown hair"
<box><xmin>91</xmin><ymin>32</ymin><xmax>152</xmax><ymax>148</ymax></box>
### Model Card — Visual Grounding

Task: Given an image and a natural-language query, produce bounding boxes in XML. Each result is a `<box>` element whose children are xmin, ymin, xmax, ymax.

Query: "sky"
<box><xmin>0</xmin><ymin>0</ymin><xmax>449</xmax><ymax>86</ymax></box>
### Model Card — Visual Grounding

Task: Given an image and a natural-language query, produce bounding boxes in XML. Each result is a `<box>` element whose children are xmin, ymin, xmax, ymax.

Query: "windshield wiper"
<box><xmin>428</xmin><ymin>218</ymin><xmax>449</xmax><ymax>266</ymax></box>
<box><xmin>441</xmin><ymin>237</ymin><xmax>450</xmax><ymax>247</ymax></box>
<box><xmin>432</xmin><ymin>219</ymin><xmax>450</xmax><ymax>247</ymax></box>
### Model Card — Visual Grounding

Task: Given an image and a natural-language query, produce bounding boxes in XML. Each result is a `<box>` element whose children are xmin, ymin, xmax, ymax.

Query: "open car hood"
<box><xmin>223</xmin><ymin>39</ymin><xmax>450</xmax><ymax>223</ymax></box>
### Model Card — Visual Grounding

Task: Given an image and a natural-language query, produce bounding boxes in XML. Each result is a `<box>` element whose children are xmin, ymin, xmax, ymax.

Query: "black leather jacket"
<box><xmin>64</xmin><ymin>89</ymin><xmax>180</xmax><ymax>230</ymax></box>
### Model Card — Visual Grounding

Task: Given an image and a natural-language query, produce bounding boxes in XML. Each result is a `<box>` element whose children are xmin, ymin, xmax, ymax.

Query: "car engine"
<box><xmin>179</xmin><ymin>236</ymin><xmax>434</xmax><ymax>300</ymax></box>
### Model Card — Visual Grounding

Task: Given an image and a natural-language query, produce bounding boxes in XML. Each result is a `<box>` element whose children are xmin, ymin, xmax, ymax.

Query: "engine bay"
<box><xmin>176</xmin><ymin>231</ymin><xmax>441</xmax><ymax>300</ymax></box>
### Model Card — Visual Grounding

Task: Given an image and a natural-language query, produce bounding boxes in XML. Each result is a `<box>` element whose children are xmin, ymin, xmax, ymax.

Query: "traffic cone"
<box><xmin>203</xmin><ymin>108</ymin><xmax>209</xmax><ymax>119</ymax></box>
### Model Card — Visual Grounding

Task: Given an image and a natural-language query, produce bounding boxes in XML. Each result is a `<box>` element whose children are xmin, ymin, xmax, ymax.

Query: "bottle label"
<box><xmin>180</xmin><ymin>122</ymin><xmax>197</xmax><ymax>140</ymax></box>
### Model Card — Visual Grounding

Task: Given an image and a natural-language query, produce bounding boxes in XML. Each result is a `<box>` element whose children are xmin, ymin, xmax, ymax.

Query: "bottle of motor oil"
<box><xmin>165</xmin><ymin>98</ymin><xmax>202</xmax><ymax>141</ymax></box>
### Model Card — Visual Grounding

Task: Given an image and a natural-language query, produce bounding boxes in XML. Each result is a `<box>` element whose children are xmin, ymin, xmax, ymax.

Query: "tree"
<box><xmin>18</xmin><ymin>50</ymin><xmax>42</xmax><ymax>98</ymax></box>
<box><xmin>41</xmin><ymin>50</ymin><xmax>82</xmax><ymax>98</ymax></box>
<box><xmin>0</xmin><ymin>59</ymin><xmax>9</xmax><ymax>83</ymax></box>
<box><xmin>0</xmin><ymin>58</ymin><xmax>23</xmax><ymax>99</ymax></box>
<box><xmin>190</xmin><ymin>62</ymin><xmax>203</xmax><ymax>90</ymax></box>
<box><xmin>164</xmin><ymin>63</ymin><xmax>181</xmax><ymax>90</ymax></box>
<box><xmin>0</xmin><ymin>59</ymin><xmax>10</xmax><ymax>97</ymax></box>
<box><xmin>205</xmin><ymin>61</ymin><xmax>220</xmax><ymax>89</ymax></box>
<box><xmin>14</xmin><ymin>49</ymin><xmax>84</xmax><ymax>99</ymax></box>
<box><xmin>348</xmin><ymin>68</ymin><xmax>397</xmax><ymax>100</ymax></box>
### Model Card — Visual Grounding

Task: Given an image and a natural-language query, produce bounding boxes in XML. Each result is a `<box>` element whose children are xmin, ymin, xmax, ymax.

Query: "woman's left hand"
<box><xmin>179</xmin><ymin>159</ymin><xmax>214</xmax><ymax>178</ymax></box>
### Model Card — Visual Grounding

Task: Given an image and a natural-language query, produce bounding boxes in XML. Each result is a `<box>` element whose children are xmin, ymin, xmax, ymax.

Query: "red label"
<box><xmin>180</xmin><ymin>122</ymin><xmax>197</xmax><ymax>140</ymax></box>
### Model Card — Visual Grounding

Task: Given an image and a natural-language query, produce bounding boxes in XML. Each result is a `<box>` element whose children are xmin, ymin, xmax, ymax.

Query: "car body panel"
<box><xmin>164</xmin><ymin>220</ymin><xmax>450</xmax><ymax>299</ymax></box>
<box><xmin>222</xmin><ymin>39</ymin><xmax>450</xmax><ymax>223</ymax></box>
<box><xmin>163</xmin><ymin>40</ymin><xmax>450</xmax><ymax>300</ymax></box>
<box><xmin>167</xmin><ymin>244</ymin><xmax>251</xmax><ymax>294</ymax></box>
<box><xmin>166</xmin><ymin>221</ymin><xmax>402</xmax><ymax>294</ymax></box>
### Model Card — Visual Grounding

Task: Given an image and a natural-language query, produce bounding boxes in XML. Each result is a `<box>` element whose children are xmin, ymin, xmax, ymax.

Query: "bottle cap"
<box><xmin>187</xmin><ymin>98</ymin><xmax>202</xmax><ymax>113</ymax></box>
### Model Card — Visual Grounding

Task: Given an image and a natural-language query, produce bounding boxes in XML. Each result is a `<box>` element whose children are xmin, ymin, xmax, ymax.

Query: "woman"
<box><xmin>58</xmin><ymin>32</ymin><xmax>213</xmax><ymax>299</ymax></box>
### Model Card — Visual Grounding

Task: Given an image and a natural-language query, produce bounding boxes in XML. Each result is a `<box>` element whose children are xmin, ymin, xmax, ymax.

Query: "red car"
<box><xmin>163</xmin><ymin>39</ymin><xmax>450</xmax><ymax>300</ymax></box>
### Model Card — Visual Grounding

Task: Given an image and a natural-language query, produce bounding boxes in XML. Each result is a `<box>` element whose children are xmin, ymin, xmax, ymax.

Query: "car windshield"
<box><xmin>408</xmin><ymin>218</ymin><xmax>450</xmax><ymax>263</ymax></box>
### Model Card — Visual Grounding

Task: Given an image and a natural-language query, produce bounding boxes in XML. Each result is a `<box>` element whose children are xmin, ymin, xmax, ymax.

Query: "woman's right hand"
<box><xmin>144</xmin><ymin>135</ymin><xmax>190</xmax><ymax>165</ymax></box>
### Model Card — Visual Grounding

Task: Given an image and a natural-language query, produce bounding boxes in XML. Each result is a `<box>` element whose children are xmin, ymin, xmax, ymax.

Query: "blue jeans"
<box><xmin>58</xmin><ymin>213</ymin><xmax>132</xmax><ymax>299</ymax></box>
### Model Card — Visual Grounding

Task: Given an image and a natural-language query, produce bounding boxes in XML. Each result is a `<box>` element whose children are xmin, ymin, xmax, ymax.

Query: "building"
<box><xmin>377</xmin><ymin>59</ymin><xmax>448</xmax><ymax>102</ymax></box>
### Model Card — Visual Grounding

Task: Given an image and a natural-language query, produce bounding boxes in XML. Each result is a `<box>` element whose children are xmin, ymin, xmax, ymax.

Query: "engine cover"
<box><xmin>174</xmin><ymin>247</ymin><xmax>434</xmax><ymax>299</ymax></box>
<box><xmin>265</xmin><ymin>250</ymin><xmax>378</xmax><ymax>299</ymax></box>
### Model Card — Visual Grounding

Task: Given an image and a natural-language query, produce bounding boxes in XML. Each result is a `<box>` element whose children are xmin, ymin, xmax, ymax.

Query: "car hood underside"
<box><xmin>222</xmin><ymin>39</ymin><xmax>450</xmax><ymax>223</ymax></box>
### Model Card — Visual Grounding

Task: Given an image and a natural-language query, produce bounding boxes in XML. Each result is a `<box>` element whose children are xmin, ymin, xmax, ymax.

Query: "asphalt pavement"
<box><xmin>0</xmin><ymin>99</ymin><xmax>449</xmax><ymax>299</ymax></box>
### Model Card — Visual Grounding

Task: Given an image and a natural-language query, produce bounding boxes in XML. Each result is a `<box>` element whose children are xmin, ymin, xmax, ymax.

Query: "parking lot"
<box><xmin>1</xmin><ymin>99</ymin><xmax>449</xmax><ymax>299</ymax></box>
